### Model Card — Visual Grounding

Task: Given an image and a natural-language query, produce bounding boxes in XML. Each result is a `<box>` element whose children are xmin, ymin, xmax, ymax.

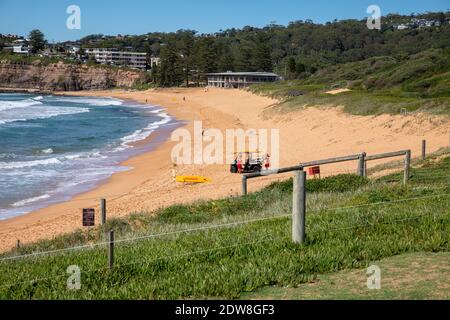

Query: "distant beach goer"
<box><xmin>237</xmin><ymin>158</ymin><xmax>243</xmax><ymax>173</ymax></box>
<box><xmin>264</xmin><ymin>154</ymin><xmax>271</xmax><ymax>170</ymax></box>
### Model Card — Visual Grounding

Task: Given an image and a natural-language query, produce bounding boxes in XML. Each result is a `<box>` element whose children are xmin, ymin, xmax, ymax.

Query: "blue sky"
<box><xmin>0</xmin><ymin>0</ymin><xmax>449</xmax><ymax>42</ymax></box>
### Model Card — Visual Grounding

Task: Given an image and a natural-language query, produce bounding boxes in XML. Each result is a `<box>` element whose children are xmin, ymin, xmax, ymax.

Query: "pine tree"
<box><xmin>253</xmin><ymin>33</ymin><xmax>272</xmax><ymax>72</ymax></box>
<box><xmin>28</xmin><ymin>29</ymin><xmax>46</xmax><ymax>53</ymax></box>
<box><xmin>193</xmin><ymin>37</ymin><xmax>218</xmax><ymax>74</ymax></box>
<box><xmin>236</xmin><ymin>45</ymin><xmax>254</xmax><ymax>71</ymax></box>
<box><xmin>217</xmin><ymin>42</ymin><xmax>235</xmax><ymax>72</ymax></box>
<box><xmin>287</xmin><ymin>57</ymin><xmax>296</xmax><ymax>73</ymax></box>
<box><xmin>178</xmin><ymin>30</ymin><xmax>195</xmax><ymax>86</ymax></box>
<box><xmin>158</xmin><ymin>43</ymin><xmax>182</xmax><ymax>87</ymax></box>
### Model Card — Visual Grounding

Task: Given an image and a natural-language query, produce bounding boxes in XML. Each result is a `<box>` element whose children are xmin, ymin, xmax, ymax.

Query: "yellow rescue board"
<box><xmin>175</xmin><ymin>176</ymin><xmax>211</xmax><ymax>183</ymax></box>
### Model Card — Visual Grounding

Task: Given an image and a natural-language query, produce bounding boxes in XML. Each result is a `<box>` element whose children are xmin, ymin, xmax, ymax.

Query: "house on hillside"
<box><xmin>12</xmin><ymin>45</ymin><xmax>30</xmax><ymax>54</ymax></box>
<box><xmin>205</xmin><ymin>71</ymin><xmax>281</xmax><ymax>88</ymax></box>
<box><xmin>396</xmin><ymin>24</ymin><xmax>409</xmax><ymax>30</ymax></box>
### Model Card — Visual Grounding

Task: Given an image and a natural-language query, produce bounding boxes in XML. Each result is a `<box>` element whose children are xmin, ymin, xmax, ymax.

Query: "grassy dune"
<box><xmin>0</xmin><ymin>153</ymin><xmax>448</xmax><ymax>299</ymax></box>
<box><xmin>250</xmin><ymin>48</ymin><xmax>450</xmax><ymax>115</ymax></box>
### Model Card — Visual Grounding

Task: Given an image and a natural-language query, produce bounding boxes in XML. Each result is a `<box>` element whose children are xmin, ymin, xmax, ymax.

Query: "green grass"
<box><xmin>242</xmin><ymin>252</ymin><xmax>450</xmax><ymax>300</ymax></box>
<box><xmin>249</xmin><ymin>48</ymin><xmax>450</xmax><ymax>116</ymax></box>
<box><xmin>0</xmin><ymin>154</ymin><xmax>448</xmax><ymax>300</ymax></box>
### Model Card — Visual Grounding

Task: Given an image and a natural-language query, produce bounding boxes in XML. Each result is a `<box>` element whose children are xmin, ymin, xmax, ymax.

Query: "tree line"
<box><xmin>10</xmin><ymin>11</ymin><xmax>450</xmax><ymax>87</ymax></box>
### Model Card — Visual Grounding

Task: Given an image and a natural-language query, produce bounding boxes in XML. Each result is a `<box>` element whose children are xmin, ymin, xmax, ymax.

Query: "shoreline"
<box><xmin>0</xmin><ymin>90</ymin><xmax>190</xmax><ymax>251</ymax></box>
<box><xmin>0</xmin><ymin>93</ymin><xmax>182</xmax><ymax>221</ymax></box>
<box><xmin>0</xmin><ymin>87</ymin><xmax>449</xmax><ymax>252</ymax></box>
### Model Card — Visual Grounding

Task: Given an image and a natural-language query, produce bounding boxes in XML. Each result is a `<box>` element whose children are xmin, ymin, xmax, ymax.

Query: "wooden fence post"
<box><xmin>16</xmin><ymin>239</ymin><xmax>20</xmax><ymax>250</ymax></box>
<box><xmin>242</xmin><ymin>176</ymin><xmax>247</xmax><ymax>196</ymax></box>
<box><xmin>422</xmin><ymin>140</ymin><xmax>426</xmax><ymax>161</ymax></box>
<box><xmin>108</xmin><ymin>230</ymin><xmax>114</xmax><ymax>270</ymax></box>
<box><xmin>292</xmin><ymin>170</ymin><xmax>306</xmax><ymax>244</ymax></box>
<box><xmin>404</xmin><ymin>150</ymin><xmax>411</xmax><ymax>185</ymax></box>
<box><xmin>358</xmin><ymin>153</ymin><xmax>366</xmax><ymax>177</ymax></box>
<box><xmin>101</xmin><ymin>198</ymin><xmax>106</xmax><ymax>225</ymax></box>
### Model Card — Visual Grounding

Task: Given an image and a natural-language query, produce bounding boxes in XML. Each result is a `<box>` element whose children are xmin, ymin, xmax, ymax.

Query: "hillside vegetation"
<box><xmin>0</xmin><ymin>150</ymin><xmax>448</xmax><ymax>299</ymax></box>
<box><xmin>75</xmin><ymin>11</ymin><xmax>450</xmax><ymax>88</ymax></box>
<box><xmin>250</xmin><ymin>48</ymin><xmax>450</xmax><ymax>115</ymax></box>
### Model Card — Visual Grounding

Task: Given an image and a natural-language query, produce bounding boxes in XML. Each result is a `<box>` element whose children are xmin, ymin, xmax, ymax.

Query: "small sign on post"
<box><xmin>308</xmin><ymin>166</ymin><xmax>321</xmax><ymax>179</ymax></box>
<box><xmin>82</xmin><ymin>208</ymin><xmax>95</xmax><ymax>227</ymax></box>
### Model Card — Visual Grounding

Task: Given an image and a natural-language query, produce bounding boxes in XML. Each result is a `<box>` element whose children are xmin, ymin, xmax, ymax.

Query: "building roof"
<box><xmin>206</xmin><ymin>72</ymin><xmax>279</xmax><ymax>77</ymax></box>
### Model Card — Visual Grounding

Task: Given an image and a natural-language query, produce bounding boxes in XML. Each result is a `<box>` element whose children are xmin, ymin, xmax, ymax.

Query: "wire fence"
<box><xmin>1</xmin><ymin>206</ymin><xmax>448</xmax><ymax>291</ymax></box>
<box><xmin>2</xmin><ymin>170</ymin><xmax>447</xmax><ymax>264</ymax></box>
<box><xmin>1</xmin><ymin>147</ymin><xmax>448</xmax><ymax>293</ymax></box>
<box><xmin>2</xmin><ymin>192</ymin><xmax>448</xmax><ymax>263</ymax></box>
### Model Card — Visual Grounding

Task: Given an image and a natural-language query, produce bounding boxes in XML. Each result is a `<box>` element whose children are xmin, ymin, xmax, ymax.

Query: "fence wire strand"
<box><xmin>1</xmin><ymin>209</ymin><xmax>448</xmax><ymax>291</ymax></box>
<box><xmin>1</xmin><ymin>192</ymin><xmax>449</xmax><ymax>263</ymax></box>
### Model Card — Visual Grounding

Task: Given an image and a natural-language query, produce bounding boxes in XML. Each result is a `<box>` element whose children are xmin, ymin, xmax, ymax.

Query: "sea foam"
<box><xmin>12</xmin><ymin>194</ymin><xmax>51</xmax><ymax>207</ymax></box>
<box><xmin>120</xmin><ymin>110</ymin><xmax>172</xmax><ymax>146</ymax></box>
<box><xmin>55</xmin><ymin>97</ymin><xmax>123</xmax><ymax>106</ymax></box>
<box><xmin>0</xmin><ymin>98</ymin><xmax>43</xmax><ymax>111</ymax></box>
<box><xmin>0</xmin><ymin>157</ymin><xmax>62</xmax><ymax>169</ymax></box>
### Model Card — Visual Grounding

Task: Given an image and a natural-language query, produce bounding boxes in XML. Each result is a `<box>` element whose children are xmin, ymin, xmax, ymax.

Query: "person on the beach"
<box><xmin>264</xmin><ymin>154</ymin><xmax>271</xmax><ymax>170</ymax></box>
<box><xmin>237</xmin><ymin>157</ymin><xmax>243</xmax><ymax>173</ymax></box>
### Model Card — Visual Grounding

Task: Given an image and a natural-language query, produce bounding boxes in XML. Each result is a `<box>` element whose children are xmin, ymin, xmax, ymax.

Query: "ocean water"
<box><xmin>0</xmin><ymin>93</ymin><xmax>177</xmax><ymax>220</ymax></box>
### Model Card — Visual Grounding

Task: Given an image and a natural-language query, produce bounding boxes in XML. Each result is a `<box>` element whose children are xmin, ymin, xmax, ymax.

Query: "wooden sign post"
<box><xmin>82</xmin><ymin>208</ymin><xmax>95</xmax><ymax>227</ymax></box>
<box><xmin>82</xmin><ymin>208</ymin><xmax>95</xmax><ymax>242</ymax></box>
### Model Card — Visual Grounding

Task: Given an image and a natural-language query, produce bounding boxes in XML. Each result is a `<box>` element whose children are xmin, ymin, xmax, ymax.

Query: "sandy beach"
<box><xmin>0</xmin><ymin>87</ymin><xmax>449</xmax><ymax>252</ymax></box>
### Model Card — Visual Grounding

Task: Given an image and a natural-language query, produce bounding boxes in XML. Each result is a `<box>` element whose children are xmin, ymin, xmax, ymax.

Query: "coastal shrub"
<box><xmin>154</xmin><ymin>174</ymin><xmax>368</xmax><ymax>225</ymax></box>
<box><xmin>306</xmin><ymin>174</ymin><xmax>368</xmax><ymax>193</ymax></box>
<box><xmin>263</xmin><ymin>174</ymin><xmax>368</xmax><ymax>194</ymax></box>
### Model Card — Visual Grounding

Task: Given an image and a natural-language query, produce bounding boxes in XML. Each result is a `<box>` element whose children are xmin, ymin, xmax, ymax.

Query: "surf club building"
<box><xmin>85</xmin><ymin>48</ymin><xmax>147</xmax><ymax>70</ymax></box>
<box><xmin>205</xmin><ymin>71</ymin><xmax>281</xmax><ymax>88</ymax></box>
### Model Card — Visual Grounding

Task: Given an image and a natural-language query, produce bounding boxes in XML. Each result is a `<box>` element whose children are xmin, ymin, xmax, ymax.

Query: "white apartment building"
<box><xmin>85</xmin><ymin>48</ymin><xmax>147</xmax><ymax>70</ymax></box>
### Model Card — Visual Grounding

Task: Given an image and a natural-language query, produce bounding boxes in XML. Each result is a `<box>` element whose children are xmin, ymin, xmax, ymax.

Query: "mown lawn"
<box><xmin>0</xmin><ymin>154</ymin><xmax>448</xmax><ymax>299</ymax></box>
<box><xmin>243</xmin><ymin>251</ymin><xmax>450</xmax><ymax>300</ymax></box>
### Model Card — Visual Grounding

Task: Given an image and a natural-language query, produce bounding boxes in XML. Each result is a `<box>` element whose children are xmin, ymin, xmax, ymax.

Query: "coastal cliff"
<box><xmin>0</xmin><ymin>59</ymin><xmax>144</xmax><ymax>91</ymax></box>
